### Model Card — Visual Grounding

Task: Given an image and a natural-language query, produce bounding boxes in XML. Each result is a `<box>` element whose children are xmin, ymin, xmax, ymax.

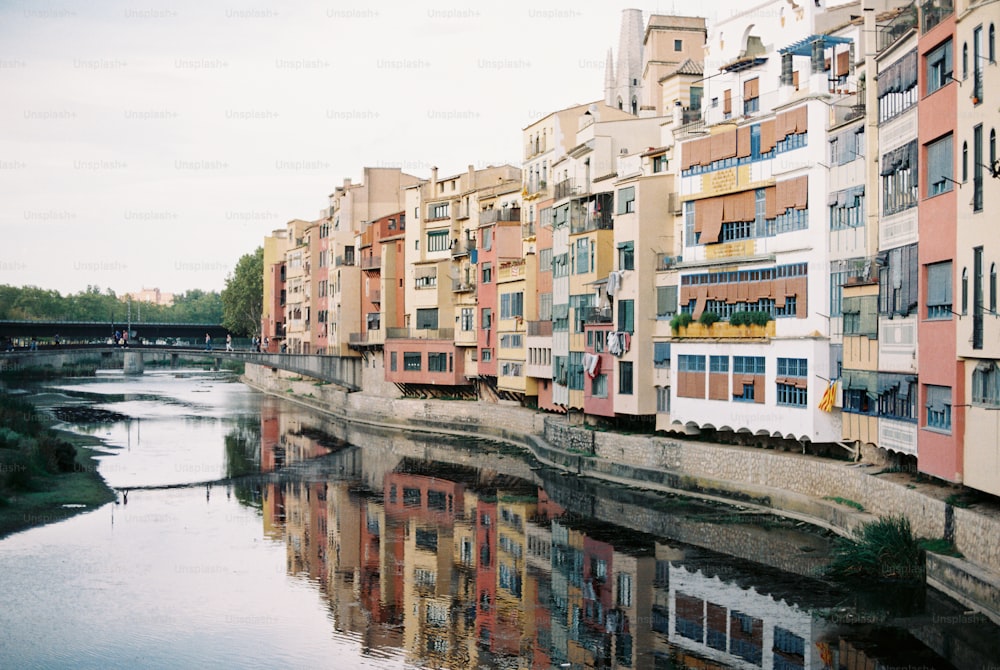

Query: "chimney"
<box><xmin>343</xmin><ymin>177</ymin><xmax>352</xmax><ymax>188</ymax></box>
<box><xmin>468</xmin><ymin>164</ymin><xmax>475</xmax><ymax>189</ymax></box>
<box><xmin>430</xmin><ymin>166</ymin><xmax>438</xmax><ymax>189</ymax></box>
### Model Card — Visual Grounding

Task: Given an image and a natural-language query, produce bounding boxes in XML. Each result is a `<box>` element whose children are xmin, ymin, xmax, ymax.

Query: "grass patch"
<box><xmin>825</xmin><ymin>515</ymin><xmax>924</xmax><ymax>582</ymax></box>
<box><xmin>919</xmin><ymin>537</ymin><xmax>963</xmax><ymax>558</ymax></box>
<box><xmin>824</xmin><ymin>496</ymin><xmax>865</xmax><ymax>512</ymax></box>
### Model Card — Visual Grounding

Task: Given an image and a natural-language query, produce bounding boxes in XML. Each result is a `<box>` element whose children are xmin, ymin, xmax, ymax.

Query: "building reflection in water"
<box><xmin>253</xmin><ymin>405</ymin><xmax>984</xmax><ymax>669</ymax></box>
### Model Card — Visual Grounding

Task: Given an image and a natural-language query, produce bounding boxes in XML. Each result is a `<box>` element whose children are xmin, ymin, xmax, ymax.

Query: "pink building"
<box><xmin>916</xmin><ymin>4</ymin><xmax>963</xmax><ymax>483</ymax></box>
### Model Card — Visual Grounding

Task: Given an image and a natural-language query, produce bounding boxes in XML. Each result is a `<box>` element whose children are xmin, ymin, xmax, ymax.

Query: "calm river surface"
<box><xmin>1</xmin><ymin>369</ymin><xmax>998</xmax><ymax>669</ymax></box>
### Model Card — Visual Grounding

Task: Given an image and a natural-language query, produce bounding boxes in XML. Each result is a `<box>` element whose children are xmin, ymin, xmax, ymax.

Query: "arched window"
<box><xmin>617</xmin><ymin>97</ymin><xmax>623</xmax><ymax>111</ymax></box>
<box><xmin>962</xmin><ymin>267</ymin><xmax>969</xmax><ymax>315</ymax></box>
<box><xmin>963</xmin><ymin>42</ymin><xmax>969</xmax><ymax>79</ymax></box>
<box><xmin>963</xmin><ymin>141</ymin><xmax>969</xmax><ymax>181</ymax></box>
<box><xmin>990</xmin><ymin>24</ymin><xmax>996</xmax><ymax>63</ymax></box>
<box><xmin>631</xmin><ymin>97</ymin><xmax>637</xmax><ymax>115</ymax></box>
<box><xmin>991</xmin><ymin>263</ymin><xmax>997</xmax><ymax>314</ymax></box>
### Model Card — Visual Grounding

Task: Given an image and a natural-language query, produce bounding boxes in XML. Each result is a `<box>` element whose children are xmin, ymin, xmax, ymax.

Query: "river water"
<box><xmin>1</xmin><ymin>369</ymin><xmax>997</xmax><ymax>669</ymax></box>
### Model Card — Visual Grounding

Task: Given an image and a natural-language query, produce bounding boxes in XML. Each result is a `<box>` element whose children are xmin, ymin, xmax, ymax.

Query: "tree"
<box><xmin>221</xmin><ymin>247</ymin><xmax>263</xmax><ymax>337</ymax></box>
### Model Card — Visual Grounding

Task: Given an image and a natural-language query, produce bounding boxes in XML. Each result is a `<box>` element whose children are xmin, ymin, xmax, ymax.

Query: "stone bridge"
<box><xmin>0</xmin><ymin>346</ymin><xmax>363</xmax><ymax>391</ymax></box>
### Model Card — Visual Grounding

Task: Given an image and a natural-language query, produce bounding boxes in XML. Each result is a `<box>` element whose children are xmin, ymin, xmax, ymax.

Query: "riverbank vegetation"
<box><xmin>0</xmin><ymin>391</ymin><xmax>116</xmax><ymax>538</ymax></box>
<box><xmin>825</xmin><ymin>515</ymin><xmax>925</xmax><ymax>582</ymax></box>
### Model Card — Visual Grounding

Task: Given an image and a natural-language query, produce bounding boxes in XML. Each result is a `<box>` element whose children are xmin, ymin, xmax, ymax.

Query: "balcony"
<box><xmin>498</xmin><ymin>259</ymin><xmax>526</xmax><ymax>281</ymax></box>
<box><xmin>554</xmin><ymin>178</ymin><xmax>576</xmax><ymax>200</ymax></box>
<box><xmin>456</xmin><ymin>204</ymin><xmax>470</xmax><ymax>220</ymax></box>
<box><xmin>522</xmin><ymin>221</ymin><xmax>536</xmax><ymax>238</ymax></box>
<box><xmin>479</xmin><ymin>208</ymin><xmax>521</xmax><ymax>224</ymax></box>
<box><xmin>527</xmin><ymin>320</ymin><xmax>552</xmax><ymax>337</ymax></box>
<box><xmin>368</xmin><ymin>289</ymin><xmax>381</xmax><ymax>303</ymax></box>
<box><xmin>920</xmin><ymin>0</ymin><xmax>952</xmax><ymax>34</ymax></box>
<box><xmin>584</xmin><ymin>307</ymin><xmax>613</xmax><ymax>324</ymax></box>
<box><xmin>451</xmin><ymin>239</ymin><xmax>474</xmax><ymax>257</ymax></box>
<box><xmin>452</xmin><ymin>278</ymin><xmax>476</xmax><ymax>293</ymax></box>
<box><xmin>386</xmin><ymin>327</ymin><xmax>455</xmax><ymax>340</ymax></box>
<box><xmin>525</xmin><ymin>177</ymin><xmax>547</xmax><ymax>195</ymax></box>
<box><xmin>832</xmin><ymin>90</ymin><xmax>865</xmax><ymax>126</ymax></box>
<box><xmin>525</xmin><ymin>137</ymin><xmax>546</xmax><ymax>159</ymax></box>
<box><xmin>360</xmin><ymin>255</ymin><xmax>381</xmax><ymax>270</ymax></box>
<box><xmin>656</xmin><ymin>254</ymin><xmax>681</xmax><ymax>271</ymax></box>
<box><xmin>335</xmin><ymin>254</ymin><xmax>355</xmax><ymax>267</ymax></box>
<box><xmin>570</xmin><ymin>209</ymin><xmax>613</xmax><ymax>234</ymax></box>
<box><xmin>878</xmin><ymin>4</ymin><xmax>917</xmax><ymax>53</ymax></box>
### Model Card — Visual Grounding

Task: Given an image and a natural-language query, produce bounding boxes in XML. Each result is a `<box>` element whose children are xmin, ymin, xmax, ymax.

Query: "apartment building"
<box><xmin>261</xmin><ymin>227</ymin><xmax>288</xmax><ymax>352</ymax></box>
<box><xmin>916</xmin><ymin>0</ymin><xmax>963</xmax><ymax>482</ymax></box>
<box><xmin>670</xmin><ymin>0</ymin><xmax>879</xmax><ymax>446</ymax></box>
<box><xmin>282</xmin><ymin>218</ymin><xmax>313</xmax><ymax>354</ymax></box>
<box><xmin>956</xmin><ymin>0</ymin><xmax>999</xmax><ymax>495</ymax></box>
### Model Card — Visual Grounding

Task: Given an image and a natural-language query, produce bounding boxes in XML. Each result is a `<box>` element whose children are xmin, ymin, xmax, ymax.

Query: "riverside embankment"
<box><xmin>244</xmin><ymin>363</ymin><xmax>1000</xmax><ymax>625</ymax></box>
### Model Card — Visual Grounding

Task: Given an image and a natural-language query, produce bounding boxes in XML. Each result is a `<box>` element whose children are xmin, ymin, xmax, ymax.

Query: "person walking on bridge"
<box><xmin>226</xmin><ymin>334</ymin><xmax>233</xmax><ymax>352</ymax></box>
<box><xmin>205</xmin><ymin>333</ymin><xmax>212</xmax><ymax>351</ymax></box>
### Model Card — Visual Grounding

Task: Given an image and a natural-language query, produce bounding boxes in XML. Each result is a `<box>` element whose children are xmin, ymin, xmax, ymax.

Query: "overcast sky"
<box><xmin>1</xmin><ymin>0</ymin><xmax>747</xmax><ymax>296</ymax></box>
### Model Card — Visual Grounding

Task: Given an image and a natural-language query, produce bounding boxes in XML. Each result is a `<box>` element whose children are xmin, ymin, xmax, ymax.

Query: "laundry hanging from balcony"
<box><xmin>606</xmin><ymin>331</ymin><xmax>631</xmax><ymax>356</ymax></box>
<box><xmin>582</xmin><ymin>352</ymin><xmax>601</xmax><ymax>378</ymax></box>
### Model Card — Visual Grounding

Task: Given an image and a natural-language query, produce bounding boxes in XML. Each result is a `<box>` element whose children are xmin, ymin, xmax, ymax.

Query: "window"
<box><xmin>390</xmin><ymin>351</ymin><xmax>397</xmax><ymax>371</ymax></box>
<box><xmin>733</xmin><ymin>356</ymin><xmax>765</xmax><ymax>375</ymax></box>
<box><xmin>427</xmin><ymin>230</ymin><xmax>450</xmax><ymax>252</ymax></box>
<box><xmin>963</xmin><ymin>141</ymin><xmax>969</xmax><ymax>181</ymax></box>
<box><xmin>654</xmin><ymin>342</ymin><xmax>670</xmax><ymax>368</ymax></box>
<box><xmin>991</xmin><ymin>24</ymin><xmax>996</xmax><ymax>63</ymax></box>
<box><xmin>927</xmin><ymin>261</ymin><xmax>953</xmax><ymax>319</ymax></box>
<box><xmin>461</xmin><ymin>307</ymin><xmax>474</xmax><ymax>332</ymax></box>
<box><xmin>974</xmin><ymin>124</ymin><xmax>984</xmax><ymax>211</ymax></box>
<box><xmin>481</xmin><ymin>308</ymin><xmax>492</xmax><ymax>329</ymax></box>
<box><xmin>962</xmin><ymin>267</ymin><xmax>969</xmax><ymax>315</ymax></box>
<box><xmin>500</xmin><ymin>292</ymin><xmax>524</xmax><ymax>319</ymax></box>
<box><xmin>618</xmin><ymin>241</ymin><xmax>634</xmax><ymax>271</ymax></box>
<box><xmin>617</xmin><ymin>186</ymin><xmax>635</xmax><ymax>214</ymax></box>
<box><xmin>743</xmin><ymin>77</ymin><xmax>759</xmax><ymax>114</ymax></box>
<box><xmin>403</xmin><ymin>352</ymin><xmax>421</xmax><ymax>371</ymax></box>
<box><xmin>877</xmin><ymin>243</ymin><xmax>919</xmax><ymax>316</ymax></box>
<box><xmin>991</xmin><ymin>263</ymin><xmax>997</xmax><ymax>314</ymax></box>
<box><xmin>539</xmin><ymin>247</ymin><xmax>553</xmax><ymax>272</ymax></box>
<box><xmin>678</xmin><ymin>355</ymin><xmax>706</xmax><ymax>372</ymax></box>
<box><xmin>925</xmin><ymin>384</ymin><xmax>952</xmax><ymax>431</ymax></box>
<box><xmin>568</xmin><ymin>351</ymin><xmax>584</xmax><ymax>390</ymax></box>
<box><xmin>674</xmin><ymin>39</ymin><xmax>682</xmax><ymax>51</ymax></box>
<box><xmin>656</xmin><ymin>386</ymin><xmax>670</xmax><ymax>412</ymax></box>
<box><xmin>973</xmin><ymin>362</ymin><xmax>1000</xmax><ymax>407</ymax></box>
<box><xmin>428</xmin><ymin>352</ymin><xmax>447</xmax><ymax>372</ymax></box>
<box><xmin>657</xmin><ymin>286</ymin><xmax>678</xmax><ymax>318</ymax></box>
<box><xmin>878</xmin><ymin>376</ymin><xmax>916</xmax><ymax>421</ymax></box>
<box><xmin>617</xmin><ymin>362</ymin><xmax>633</xmax><ymax>395</ymax></box>
<box><xmin>592</xmin><ymin>373</ymin><xmax>608</xmax><ymax>398</ymax></box>
<box><xmin>574</xmin><ymin>238</ymin><xmax>589</xmax><ymax>275</ymax></box>
<box><xmin>710</xmin><ymin>355</ymin><xmax>728</xmax><ymax>373</ymax></box>
<box><xmin>416</xmin><ymin>308</ymin><xmax>438</xmax><ymax>330</ymax></box>
<box><xmin>926</xmin><ymin>135</ymin><xmax>954</xmax><ymax>196</ymax></box>
<box><xmin>877</xmin><ymin>49</ymin><xmax>918</xmax><ymax>123</ymax></box>
<box><xmin>684</xmin><ymin>201</ymin><xmax>697</xmax><ymax>246</ymax></box>
<box><xmin>539</xmin><ymin>293</ymin><xmax>552</xmax><ymax>321</ymax></box>
<box><xmin>652</xmin><ymin>155</ymin><xmax>667</xmax><ymax>173</ymax></box>
<box><xmin>481</xmin><ymin>262</ymin><xmax>492</xmax><ymax>284</ymax></box>
<box><xmin>973</xmin><ymin>26</ymin><xmax>983</xmax><ymax>103</ymax></box>
<box><xmin>925</xmin><ymin>39</ymin><xmax>953</xmax><ymax>95</ymax></box>
<box><xmin>481</xmin><ymin>348</ymin><xmax>492</xmax><ymax>362</ymax></box>
<box><xmin>829</xmin><ymin>186</ymin><xmax>865</xmax><ymax>230</ymax></box>
<box><xmin>499</xmin><ymin>333</ymin><xmax>522</xmax><ymax>349</ymax></box>
<box><xmin>428</xmin><ymin>201</ymin><xmax>449</xmax><ymax>219</ymax></box>
<box><xmin>617</xmin><ymin>299</ymin><xmax>634</xmax><ymax>334</ymax></box>
<box><xmin>776</xmin><ymin>357</ymin><xmax>808</xmax><ymax>407</ymax></box>
<box><xmin>881</xmin><ymin>141</ymin><xmax>918</xmax><ymax>215</ymax></box>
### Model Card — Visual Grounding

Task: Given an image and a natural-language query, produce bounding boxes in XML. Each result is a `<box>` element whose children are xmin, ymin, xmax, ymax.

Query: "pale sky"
<box><xmin>1</xmin><ymin>0</ymin><xmax>747</xmax><ymax>296</ymax></box>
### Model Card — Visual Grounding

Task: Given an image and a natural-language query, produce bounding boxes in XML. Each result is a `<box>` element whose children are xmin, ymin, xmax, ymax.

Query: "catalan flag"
<box><xmin>818</xmin><ymin>379</ymin><xmax>838</xmax><ymax>413</ymax></box>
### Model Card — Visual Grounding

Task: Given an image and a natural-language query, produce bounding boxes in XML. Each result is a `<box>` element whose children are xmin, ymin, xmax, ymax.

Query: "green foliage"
<box><xmin>670</xmin><ymin>313</ymin><xmax>692</xmax><ymax>331</ymax></box>
<box><xmin>919</xmin><ymin>538</ymin><xmax>963</xmax><ymax>557</ymax></box>
<box><xmin>730</xmin><ymin>310</ymin><xmax>773</xmax><ymax>327</ymax></box>
<box><xmin>824</xmin><ymin>495</ymin><xmax>865</xmax><ymax>511</ymax></box>
<box><xmin>0</xmin><ymin>284</ymin><xmax>222</xmax><ymax>324</ymax></box>
<box><xmin>697</xmin><ymin>311</ymin><xmax>720</xmax><ymax>326</ymax></box>
<box><xmin>221</xmin><ymin>247</ymin><xmax>264</xmax><ymax>337</ymax></box>
<box><xmin>826</xmin><ymin>515</ymin><xmax>924</xmax><ymax>582</ymax></box>
<box><xmin>35</xmin><ymin>436</ymin><xmax>77</xmax><ymax>473</ymax></box>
